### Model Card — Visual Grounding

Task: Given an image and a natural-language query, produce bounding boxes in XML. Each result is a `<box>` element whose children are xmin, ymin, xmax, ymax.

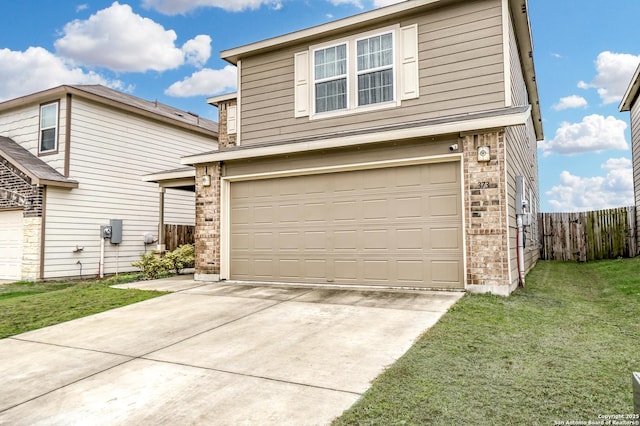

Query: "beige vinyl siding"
<box><xmin>239</xmin><ymin>0</ymin><xmax>505</xmax><ymax>146</ymax></box>
<box><xmin>41</xmin><ymin>98</ymin><xmax>211</xmax><ymax>279</ymax></box>
<box><xmin>508</xmin><ymin>10</ymin><xmax>528</xmax><ymax>107</ymax></box>
<box><xmin>0</xmin><ymin>99</ymin><xmax>68</xmax><ymax>175</ymax></box>
<box><xmin>505</xmin><ymin>118</ymin><xmax>539</xmax><ymax>288</ymax></box>
<box><xmin>504</xmin><ymin>6</ymin><xmax>538</xmax><ymax>288</ymax></box>
<box><xmin>631</xmin><ymin>100</ymin><xmax>640</xmax><ymax>247</ymax></box>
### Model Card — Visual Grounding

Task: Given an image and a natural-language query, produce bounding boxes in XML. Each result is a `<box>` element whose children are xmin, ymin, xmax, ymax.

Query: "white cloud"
<box><xmin>142</xmin><ymin>0</ymin><xmax>283</xmax><ymax>14</ymax></box>
<box><xmin>327</xmin><ymin>0</ymin><xmax>403</xmax><ymax>8</ymax></box>
<box><xmin>0</xmin><ymin>47</ymin><xmax>124</xmax><ymax>102</ymax></box>
<box><xmin>552</xmin><ymin>95</ymin><xmax>587</xmax><ymax>111</ymax></box>
<box><xmin>54</xmin><ymin>2</ymin><xmax>210</xmax><ymax>72</ymax></box>
<box><xmin>538</xmin><ymin>114</ymin><xmax>628</xmax><ymax>157</ymax></box>
<box><xmin>76</xmin><ymin>4</ymin><xmax>89</xmax><ymax>12</ymax></box>
<box><xmin>373</xmin><ymin>0</ymin><xmax>405</xmax><ymax>6</ymax></box>
<box><xmin>578</xmin><ymin>51</ymin><xmax>640</xmax><ymax>104</ymax></box>
<box><xmin>546</xmin><ymin>158</ymin><xmax>633</xmax><ymax>212</ymax></box>
<box><xmin>165</xmin><ymin>65</ymin><xmax>237</xmax><ymax>97</ymax></box>
<box><xmin>182</xmin><ymin>35</ymin><xmax>212</xmax><ymax>68</ymax></box>
<box><xmin>328</xmin><ymin>0</ymin><xmax>364</xmax><ymax>8</ymax></box>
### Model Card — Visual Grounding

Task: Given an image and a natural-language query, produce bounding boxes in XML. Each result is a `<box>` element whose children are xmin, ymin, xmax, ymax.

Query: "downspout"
<box><xmin>516</xmin><ymin>213</ymin><xmax>525</xmax><ymax>288</ymax></box>
<box><xmin>515</xmin><ymin>176</ymin><xmax>527</xmax><ymax>287</ymax></box>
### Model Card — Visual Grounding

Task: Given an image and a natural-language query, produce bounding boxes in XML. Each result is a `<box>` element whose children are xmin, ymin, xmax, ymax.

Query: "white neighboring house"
<box><xmin>0</xmin><ymin>85</ymin><xmax>218</xmax><ymax>281</ymax></box>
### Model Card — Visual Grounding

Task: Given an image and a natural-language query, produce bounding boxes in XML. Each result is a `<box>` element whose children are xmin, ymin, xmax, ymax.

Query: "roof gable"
<box><xmin>620</xmin><ymin>63</ymin><xmax>640</xmax><ymax>112</ymax></box>
<box><xmin>0</xmin><ymin>85</ymin><xmax>219</xmax><ymax>138</ymax></box>
<box><xmin>0</xmin><ymin>136</ymin><xmax>78</xmax><ymax>188</ymax></box>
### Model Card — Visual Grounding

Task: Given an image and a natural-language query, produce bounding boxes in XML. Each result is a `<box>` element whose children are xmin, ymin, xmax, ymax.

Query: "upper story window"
<box><xmin>356</xmin><ymin>33</ymin><xmax>394</xmax><ymax>107</ymax></box>
<box><xmin>39</xmin><ymin>102</ymin><xmax>58</xmax><ymax>154</ymax></box>
<box><xmin>294</xmin><ymin>24</ymin><xmax>418</xmax><ymax>120</ymax></box>
<box><xmin>314</xmin><ymin>43</ymin><xmax>348</xmax><ymax>113</ymax></box>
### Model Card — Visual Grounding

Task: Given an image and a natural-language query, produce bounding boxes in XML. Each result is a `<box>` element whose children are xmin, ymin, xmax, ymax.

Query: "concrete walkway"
<box><xmin>0</xmin><ymin>277</ymin><xmax>463</xmax><ymax>425</ymax></box>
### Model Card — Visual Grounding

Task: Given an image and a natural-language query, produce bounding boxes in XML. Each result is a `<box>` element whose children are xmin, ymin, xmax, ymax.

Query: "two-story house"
<box><xmin>0</xmin><ymin>85</ymin><xmax>217</xmax><ymax>281</ymax></box>
<box><xmin>178</xmin><ymin>0</ymin><xmax>543</xmax><ymax>295</ymax></box>
<box><xmin>620</xmin><ymin>63</ymin><xmax>640</xmax><ymax>247</ymax></box>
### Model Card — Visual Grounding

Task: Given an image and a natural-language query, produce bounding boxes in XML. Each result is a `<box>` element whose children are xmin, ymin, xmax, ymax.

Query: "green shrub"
<box><xmin>131</xmin><ymin>251</ymin><xmax>171</xmax><ymax>279</ymax></box>
<box><xmin>164</xmin><ymin>244</ymin><xmax>195</xmax><ymax>275</ymax></box>
<box><xmin>131</xmin><ymin>244</ymin><xmax>195</xmax><ymax>279</ymax></box>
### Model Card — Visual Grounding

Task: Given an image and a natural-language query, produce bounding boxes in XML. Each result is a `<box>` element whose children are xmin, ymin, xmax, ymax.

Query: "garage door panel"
<box><xmin>430</xmin><ymin>195</ymin><xmax>459</xmax><ymax>217</ymax></box>
<box><xmin>279</xmin><ymin>232</ymin><xmax>300</xmax><ymax>250</ymax></box>
<box><xmin>430</xmin><ymin>162</ymin><xmax>458</xmax><ymax>184</ymax></box>
<box><xmin>229</xmin><ymin>162</ymin><xmax>463</xmax><ymax>289</ymax></box>
<box><xmin>334</xmin><ymin>260</ymin><xmax>358</xmax><ymax>280</ymax></box>
<box><xmin>363</xmin><ymin>229</ymin><xmax>389</xmax><ymax>250</ymax></box>
<box><xmin>430</xmin><ymin>228</ymin><xmax>461</xmax><ymax>250</ymax></box>
<box><xmin>304</xmin><ymin>203</ymin><xmax>327</xmax><ymax>223</ymax></box>
<box><xmin>397</xmin><ymin>260</ymin><xmax>424</xmax><ymax>283</ymax></box>
<box><xmin>304</xmin><ymin>259</ymin><xmax>327</xmax><ymax>278</ymax></box>
<box><xmin>0</xmin><ymin>210</ymin><xmax>23</xmax><ymax>280</ymax></box>
<box><xmin>279</xmin><ymin>259</ymin><xmax>301</xmax><ymax>279</ymax></box>
<box><xmin>363</xmin><ymin>260</ymin><xmax>390</xmax><ymax>282</ymax></box>
<box><xmin>363</xmin><ymin>199</ymin><xmax>388</xmax><ymax>219</ymax></box>
<box><xmin>304</xmin><ymin>231</ymin><xmax>327</xmax><ymax>250</ymax></box>
<box><xmin>396</xmin><ymin>197</ymin><xmax>422</xmax><ymax>219</ymax></box>
<box><xmin>334</xmin><ymin>230</ymin><xmax>358</xmax><ymax>250</ymax></box>
<box><xmin>432</xmin><ymin>261</ymin><xmax>462</xmax><ymax>287</ymax></box>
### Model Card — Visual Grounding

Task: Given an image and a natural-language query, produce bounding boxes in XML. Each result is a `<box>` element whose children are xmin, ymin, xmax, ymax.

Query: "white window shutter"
<box><xmin>294</xmin><ymin>51</ymin><xmax>310</xmax><ymax>117</ymax></box>
<box><xmin>400</xmin><ymin>24</ymin><xmax>419</xmax><ymax>100</ymax></box>
<box><xmin>227</xmin><ymin>105</ymin><xmax>237</xmax><ymax>134</ymax></box>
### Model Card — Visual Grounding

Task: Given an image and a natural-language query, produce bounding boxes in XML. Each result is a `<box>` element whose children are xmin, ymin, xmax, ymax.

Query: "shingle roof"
<box><xmin>0</xmin><ymin>136</ymin><xmax>78</xmax><ymax>188</ymax></box>
<box><xmin>0</xmin><ymin>85</ymin><xmax>218</xmax><ymax>137</ymax></box>
<box><xmin>67</xmin><ymin>85</ymin><xmax>218</xmax><ymax>134</ymax></box>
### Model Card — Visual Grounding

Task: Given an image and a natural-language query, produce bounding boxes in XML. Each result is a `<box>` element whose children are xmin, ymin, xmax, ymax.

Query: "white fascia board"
<box><xmin>620</xmin><ymin>63</ymin><xmax>640</xmax><ymax>112</ymax></box>
<box><xmin>207</xmin><ymin>92</ymin><xmax>238</xmax><ymax>107</ymax></box>
<box><xmin>221</xmin><ymin>0</ymin><xmax>443</xmax><ymax>64</ymax></box>
<box><xmin>181</xmin><ymin>106</ymin><xmax>531</xmax><ymax>165</ymax></box>
<box><xmin>142</xmin><ymin>168</ymin><xmax>195</xmax><ymax>183</ymax></box>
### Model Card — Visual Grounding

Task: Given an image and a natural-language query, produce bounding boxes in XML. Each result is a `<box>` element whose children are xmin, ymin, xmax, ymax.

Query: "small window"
<box><xmin>356</xmin><ymin>33</ymin><xmax>394</xmax><ymax>106</ymax></box>
<box><xmin>39</xmin><ymin>102</ymin><xmax>58</xmax><ymax>153</ymax></box>
<box><xmin>314</xmin><ymin>43</ymin><xmax>348</xmax><ymax>113</ymax></box>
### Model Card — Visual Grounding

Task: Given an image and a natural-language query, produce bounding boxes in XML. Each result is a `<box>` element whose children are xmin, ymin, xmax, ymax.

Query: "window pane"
<box><xmin>41</xmin><ymin>104</ymin><xmax>57</xmax><ymax>128</ymax></box>
<box><xmin>358</xmin><ymin>69</ymin><xmax>393</xmax><ymax>106</ymax></box>
<box><xmin>357</xmin><ymin>33</ymin><xmax>393</xmax><ymax>72</ymax></box>
<box><xmin>315</xmin><ymin>44</ymin><xmax>347</xmax><ymax>80</ymax></box>
<box><xmin>315</xmin><ymin>78</ymin><xmax>347</xmax><ymax>113</ymax></box>
<box><xmin>40</xmin><ymin>128</ymin><xmax>56</xmax><ymax>152</ymax></box>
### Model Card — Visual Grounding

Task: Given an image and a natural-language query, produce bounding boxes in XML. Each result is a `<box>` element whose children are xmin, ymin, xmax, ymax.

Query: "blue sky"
<box><xmin>1</xmin><ymin>0</ymin><xmax>639</xmax><ymax>212</ymax></box>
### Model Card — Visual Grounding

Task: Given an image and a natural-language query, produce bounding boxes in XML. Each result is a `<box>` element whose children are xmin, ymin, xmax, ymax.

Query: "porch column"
<box><xmin>157</xmin><ymin>186</ymin><xmax>166</xmax><ymax>252</ymax></box>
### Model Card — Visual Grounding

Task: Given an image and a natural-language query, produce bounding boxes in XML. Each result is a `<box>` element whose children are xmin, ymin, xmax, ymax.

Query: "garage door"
<box><xmin>0</xmin><ymin>210</ymin><xmax>23</xmax><ymax>280</ymax></box>
<box><xmin>229</xmin><ymin>161</ymin><xmax>463</xmax><ymax>289</ymax></box>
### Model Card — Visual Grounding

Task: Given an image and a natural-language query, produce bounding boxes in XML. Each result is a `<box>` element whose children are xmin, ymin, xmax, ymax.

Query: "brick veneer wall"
<box><xmin>194</xmin><ymin>163</ymin><xmax>221</xmax><ymax>280</ymax></box>
<box><xmin>217</xmin><ymin>99</ymin><xmax>237</xmax><ymax>148</ymax></box>
<box><xmin>462</xmin><ymin>130</ymin><xmax>511</xmax><ymax>294</ymax></box>
<box><xmin>193</xmin><ymin>98</ymin><xmax>237</xmax><ymax>280</ymax></box>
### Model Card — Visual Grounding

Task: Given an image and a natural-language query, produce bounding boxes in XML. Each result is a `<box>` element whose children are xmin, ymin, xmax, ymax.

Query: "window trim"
<box><xmin>39</xmin><ymin>101</ymin><xmax>59</xmax><ymax>155</ymax></box>
<box><xmin>312</xmin><ymin>41</ymin><xmax>349</xmax><ymax>115</ymax></box>
<box><xmin>309</xmin><ymin>24</ymin><xmax>400</xmax><ymax>120</ymax></box>
<box><xmin>355</xmin><ymin>31</ymin><xmax>396</xmax><ymax>108</ymax></box>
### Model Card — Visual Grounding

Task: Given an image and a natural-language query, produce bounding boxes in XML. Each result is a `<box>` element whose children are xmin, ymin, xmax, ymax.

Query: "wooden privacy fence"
<box><xmin>163</xmin><ymin>224</ymin><xmax>195</xmax><ymax>252</ymax></box>
<box><xmin>539</xmin><ymin>206</ymin><xmax>637</xmax><ymax>261</ymax></box>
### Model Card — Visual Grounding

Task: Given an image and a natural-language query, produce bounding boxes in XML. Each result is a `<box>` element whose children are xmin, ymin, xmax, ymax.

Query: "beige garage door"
<box><xmin>230</xmin><ymin>161</ymin><xmax>463</xmax><ymax>289</ymax></box>
<box><xmin>0</xmin><ymin>210</ymin><xmax>23</xmax><ymax>280</ymax></box>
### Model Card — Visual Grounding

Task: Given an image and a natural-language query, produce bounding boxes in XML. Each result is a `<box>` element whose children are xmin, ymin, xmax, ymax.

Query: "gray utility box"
<box><xmin>109</xmin><ymin>219</ymin><xmax>123</xmax><ymax>244</ymax></box>
<box><xmin>634</xmin><ymin>372</ymin><xmax>640</xmax><ymax>414</ymax></box>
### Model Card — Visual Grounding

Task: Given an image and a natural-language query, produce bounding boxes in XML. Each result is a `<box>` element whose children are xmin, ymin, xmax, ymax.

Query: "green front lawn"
<box><xmin>0</xmin><ymin>274</ymin><xmax>166</xmax><ymax>339</ymax></box>
<box><xmin>335</xmin><ymin>259</ymin><xmax>640</xmax><ymax>425</ymax></box>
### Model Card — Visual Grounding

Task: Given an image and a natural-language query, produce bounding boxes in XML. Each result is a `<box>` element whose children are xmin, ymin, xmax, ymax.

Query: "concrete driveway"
<box><xmin>0</xmin><ymin>277</ymin><xmax>463</xmax><ymax>425</ymax></box>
